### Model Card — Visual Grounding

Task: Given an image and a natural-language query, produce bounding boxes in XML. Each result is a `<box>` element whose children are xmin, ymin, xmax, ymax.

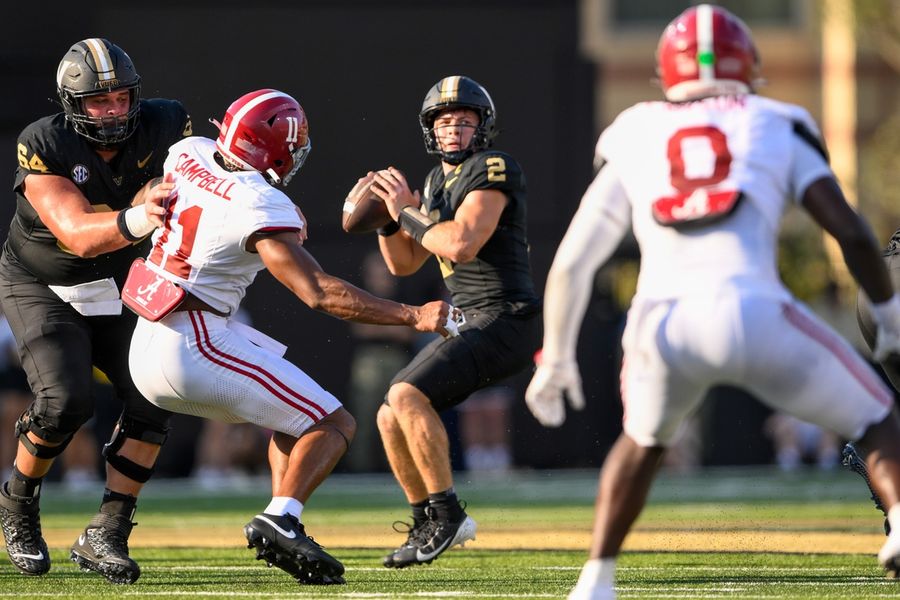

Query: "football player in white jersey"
<box><xmin>525</xmin><ymin>5</ymin><xmax>900</xmax><ymax>599</ymax></box>
<box><xmin>125</xmin><ymin>89</ymin><xmax>455</xmax><ymax>585</ymax></box>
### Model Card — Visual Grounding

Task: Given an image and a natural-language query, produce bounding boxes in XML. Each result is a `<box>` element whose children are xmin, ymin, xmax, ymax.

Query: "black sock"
<box><xmin>410</xmin><ymin>499</ymin><xmax>429</xmax><ymax>527</ymax></box>
<box><xmin>100</xmin><ymin>488</ymin><xmax>137</xmax><ymax>520</ymax></box>
<box><xmin>428</xmin><ymin>488</ymin><xmax>464</xmax><ymax>522</ymax></box>
<box><xmin>6</xmin><ymin>466</ymin><xmax>41</xmax><ymax>499</ymax></box>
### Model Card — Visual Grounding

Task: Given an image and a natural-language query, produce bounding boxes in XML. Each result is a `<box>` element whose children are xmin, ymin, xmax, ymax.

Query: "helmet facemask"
<box><xmin>60</xmin><ymin>84</ymin><xmax>141</xmax><ymax>146</ymax></box>
<box><xmin>421</xmin><ymin>107</ymin><xmax>493</xmax><ymax>165</ymax></box>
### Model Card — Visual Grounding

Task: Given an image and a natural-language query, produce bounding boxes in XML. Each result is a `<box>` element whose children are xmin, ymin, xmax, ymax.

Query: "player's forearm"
<box><xmin>307</xmin><ymin>276</ymin><xmax>416</xmax><ymax>326</ymax></box>
<box><xmin>378</xmin><ymin>232</ymin><xmax>429</xmax><ymax>276</ymax></box>
<box><xmin>420</xmin><ymin>220</ymin><xmax>482</xmax><ymax>264</ymax></box>
<box><xmin>54</xmin><ymin>211</ymin><xmax>138</xmax><ymax>258</ymax></box>
<box><xmin>842</xmin><ymin>235</ymin><xmax>894</xmax><ymax>305</ymax></box>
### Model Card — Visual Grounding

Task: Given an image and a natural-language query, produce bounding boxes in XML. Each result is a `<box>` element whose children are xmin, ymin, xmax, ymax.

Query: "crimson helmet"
<box><xmin>56</xmin><ymin>38</ymin><xmax>141</xmax><ymax>145</ymax></box>
<box><xmin>419</xmin><ymin>75</ymin><xmax>497</xmax><ymax>164</ymax></box>
<box><xmin>656</xmin><ymin>4</ymin><xmax>759</xmax><ymax>102</ymax></box>
<box><xmin>212</xmin><ymin>89</ymin><xmax>311</xmax><ymax>186</ymax></box>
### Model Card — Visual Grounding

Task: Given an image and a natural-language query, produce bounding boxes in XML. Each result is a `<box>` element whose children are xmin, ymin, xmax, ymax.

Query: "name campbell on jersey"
<box><xmin>148</xmin><ymin>137</ymin><xmax>302</xmax><ymax>315</ymax></box>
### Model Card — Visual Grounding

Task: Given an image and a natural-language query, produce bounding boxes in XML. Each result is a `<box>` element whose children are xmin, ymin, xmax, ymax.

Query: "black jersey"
<box><xmin>7</xmin><ymin>99</ymin><xmax>191</xmax><ymax>286</ymax></box>
<box><xmin>421</xmin><ymin>150</ymin><xmax>540</xmax><ymax>313</ymax></box>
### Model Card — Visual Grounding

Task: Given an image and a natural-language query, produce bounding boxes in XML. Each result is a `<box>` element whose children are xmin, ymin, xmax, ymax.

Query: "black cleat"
<box><xmin>842</xmin><ymin>442</ymin><xmax>891</xmax><ymax>535</ymax></box>
<box><xmin>415</xmin><ymin>512</ymin><xmax>476</xmax><ymax>565</ymax></box>
<box><xmin>382</xmin><ymin>515</ymin><xmax>438</xmax><ymax>568</ymax></box>
<box><xmin>0</xmin><ymin>486</ymin><xmax>50</xmax><ymax>576</ymax></box>
<box><xmin>244</xmin><ymin>513</ymin><xmax>345</xmax><ymax>585</ymax></box>
<box><xmin>385</xmin><ymin>508</ymin><xmax>476</xmax><ymax>568</ymax></box>
<box><xmin>70</xmin><ymin>513</ymin><xmax>140</xmax><ymax>584</ymax></box>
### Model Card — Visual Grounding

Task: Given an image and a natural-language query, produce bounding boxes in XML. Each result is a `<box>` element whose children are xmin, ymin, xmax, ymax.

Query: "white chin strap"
<box><xmin>266</xmin><ymin>168</ymin><xmax>282</xmax><ymax>184</ymax></box>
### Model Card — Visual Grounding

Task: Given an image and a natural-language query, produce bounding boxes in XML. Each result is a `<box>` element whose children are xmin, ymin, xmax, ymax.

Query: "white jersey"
<box><xmin>536</xmin><ymin>93</ymin><xmax>891</xmax><ymax>448</ymax></box>
<box><xmin>148</xmin><ymin>137</ymin><xmax>302</xmax><ymax>315</ymax></box>
<box><xmin>596</xmin><ymin>94</ymin><xmax>832</xmax><ymax>301</ymax></box>
<box><xmin>129</xmin><ymin>137</ymin><xmax>340</xmax><ymax>434</ymax></box>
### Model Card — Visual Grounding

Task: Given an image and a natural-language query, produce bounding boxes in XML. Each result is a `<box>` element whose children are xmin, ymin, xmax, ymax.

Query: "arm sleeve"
<box><xmin>789</xmin><ymin>134</ymin><xmax>834</xmax><ymax>203</ymax></box>
<box><xmin>541</xmin><ymin>164</ymin><xmax>631</xmax><ymax>363</ymax></box>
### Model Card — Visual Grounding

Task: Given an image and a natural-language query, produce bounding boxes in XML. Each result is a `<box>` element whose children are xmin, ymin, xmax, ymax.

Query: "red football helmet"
<box><xmin>213</xmin><ymin>89</ymin><xmax>311</xmax><ymax>186</ymax></box>
<box><xmin>656</xmin><ymin>4</ymin><xmax>759</xmax><ymax>102</ymax></box>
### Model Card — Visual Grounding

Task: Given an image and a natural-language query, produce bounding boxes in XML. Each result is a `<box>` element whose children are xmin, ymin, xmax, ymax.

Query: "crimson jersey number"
<box><xmin>148</xmin><ymin>193</ymin><xmax>202</xmax><ymax>278</ymax></box>
<box><xmin>651</xmin><ymin>125</ymin><xmax>743</xmax><ymax>227</ymax></box>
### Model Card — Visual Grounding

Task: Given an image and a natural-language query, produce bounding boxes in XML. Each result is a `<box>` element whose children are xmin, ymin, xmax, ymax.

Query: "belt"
<box><xmin>172</xmin><ymin>293</ymin><xmax>229</xmax><ymax>317</ymax></box>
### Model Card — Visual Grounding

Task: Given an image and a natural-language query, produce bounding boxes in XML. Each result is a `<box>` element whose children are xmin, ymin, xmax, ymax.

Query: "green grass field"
<box><xmin>2</xmin><ymin>467</ymin><xmax>898</xmax><ymax>599</ymax></box>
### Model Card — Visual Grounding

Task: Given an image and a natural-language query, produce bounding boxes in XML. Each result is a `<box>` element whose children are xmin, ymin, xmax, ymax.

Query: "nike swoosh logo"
<box><xmin>11</xmin><ymin>550</ymin><xmax>43</xmax><ymax>560</ymax></box>
<box><xmin>137</xmin><ymin>152</ymin><xmax>153</xmax><ymax>169</ymax></box>
<box><xmin>78</xmin><ymin>534</ymin><xmax>86</xmax><ymax>546</ymax></box>
<box><xmin>416</xmin><ymin>536</ymin><xmax>453</xmax><ymax>562</ymax></box>
<box><xmin>444</xmin><ymin>176</ymin><xmax>459</xmax><ymax>189</ymax></box>
<box><xmin>255</xmin><ymin>515</ymin><xmax>297</xmax><ymax>539</ymax></box>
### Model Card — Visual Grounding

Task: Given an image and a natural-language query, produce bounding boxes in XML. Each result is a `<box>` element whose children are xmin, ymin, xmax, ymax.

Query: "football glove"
<box><xmin>525</xmin><ymin>360</ymin><xmax>585</xmax><ymax>427</ymax></box>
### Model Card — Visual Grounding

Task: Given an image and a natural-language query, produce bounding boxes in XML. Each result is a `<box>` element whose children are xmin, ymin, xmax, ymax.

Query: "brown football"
<box><xmin>342</xmin><ymin>190</ymin><xmax>393</xmax><ymax>233</ymax></box>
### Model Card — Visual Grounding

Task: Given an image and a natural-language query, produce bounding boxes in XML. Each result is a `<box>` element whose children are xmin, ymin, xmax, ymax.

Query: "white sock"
<box><xmin>575</xmin><ymin>557</ymin><xmax>616</xmax><ymax>588</ymax></box>
<box><xmin>888</xmin><ymin>504</ymin><xmax>900</xmax><ymax>536</ymax></box>
<box><xmin>264</xmin><ymin>496</ymin><xmax>303</xmax><ymax>520</ymax></box>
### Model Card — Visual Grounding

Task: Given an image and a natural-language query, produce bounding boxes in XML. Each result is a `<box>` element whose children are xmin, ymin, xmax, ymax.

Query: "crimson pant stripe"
<box><xmin>782</xmin><ymin>302</ymin><xmax>893</xmax><ymax>407</ymax></box>
<box><xmin>187</xmin><ymin>311</ymin><xmax>326</xmax><ymax>421</ymax></box>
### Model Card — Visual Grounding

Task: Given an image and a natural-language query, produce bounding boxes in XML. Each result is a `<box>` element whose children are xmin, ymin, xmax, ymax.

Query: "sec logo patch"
<box><xmin>72</xmin><ymin>164</ymin><xmax>90</xmax><ymax>184</ymax></box>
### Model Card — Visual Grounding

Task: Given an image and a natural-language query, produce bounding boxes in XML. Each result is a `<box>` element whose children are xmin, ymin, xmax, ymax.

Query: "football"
<box><xmin>342</xmin><ymin>189</ymin><xmax>393</xmax><ymax>233</ymax></box>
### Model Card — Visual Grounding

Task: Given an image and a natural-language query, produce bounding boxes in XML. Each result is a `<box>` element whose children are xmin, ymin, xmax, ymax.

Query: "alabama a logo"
<box><xmin>71</xmin><ymin>164</ymin><xmax>90</xmax><ymax>184</ymax></box>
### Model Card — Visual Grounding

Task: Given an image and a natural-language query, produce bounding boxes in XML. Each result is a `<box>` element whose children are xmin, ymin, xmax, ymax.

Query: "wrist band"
<box><xmin>117</xmin><ymin>207</ymin><xmax>155</xmax><ymax>242</ymax></box>
<box><xmin>377</xmin><ymin>221</ymin><xmax>400</xmax><ymax>237</ymax></box>
<box><xmin>398</xmin><ymin>206</ymin><xmax>436</xmax><ymax>244</ymax></box>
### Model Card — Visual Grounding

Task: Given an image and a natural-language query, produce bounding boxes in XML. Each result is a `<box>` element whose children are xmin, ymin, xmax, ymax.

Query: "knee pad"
<box><xmin>15</xmin><ymin>411</ymin><xmax>74</xmax><ymax>459</ymax></box>
<box><xmin>102</xmin><ymin>415</ymin><xmax>169</xmax><ymax>483</ymax></box>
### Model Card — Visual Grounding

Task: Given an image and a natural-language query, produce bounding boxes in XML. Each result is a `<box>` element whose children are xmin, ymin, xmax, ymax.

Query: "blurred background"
<box><xmin>0</xmin><ymin>0</ymin><xmax>898</xmax><ymax>483</ymax></box>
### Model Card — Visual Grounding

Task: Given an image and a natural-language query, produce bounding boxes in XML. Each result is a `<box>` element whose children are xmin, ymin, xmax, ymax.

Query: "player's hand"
<box><xmin>142</xmin><ymin>172</ymin><xmax>176</xmax><ymax>228</ymax></box>
<box><xmin>346</xmin><ymin>172</ymin><xmax>376</xmax><ymax>204</ymax></box>
<box><xmin>525</xmin><ymin>359</ymin><xmax>585</xmax><ymax>427</ymax></box>
<box><xmin>372</xmin><ymin>167</ymin><xmax>420</xmax><ymax>221</ymax></box>
<box><xmin>412</xmin><ymin>301</ymin><xmax>459</xmax><ymax>337</ymax></box>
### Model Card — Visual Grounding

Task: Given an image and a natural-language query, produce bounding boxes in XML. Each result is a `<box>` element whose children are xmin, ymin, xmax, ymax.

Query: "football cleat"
<box><xmin>388</xmin><ymin>510</ymin><xmax>476</xmax><ymax>568</ymax></box>
<box><xmin>70</xmin><ymin>512</ymin><xmax>140</xmax><ymax>584</ymax></box>
<box><xmin>244</xmin><ymin>513</ymin><xmax>345</xmax><ymax>585</ymax></box>
<box><xmin>382</xmin><ymin>515</ymin><xmax>438</xmax><ymax>568</ymax></box>
<box><xmin>841</xmin><ymin>442</ymin><xmax>890</xmax><ymax>535</ymax></box>
<box><xmin>0</xmin><ymin>486</ymin><xmax>50</xmax><ymax>576</ymax></box>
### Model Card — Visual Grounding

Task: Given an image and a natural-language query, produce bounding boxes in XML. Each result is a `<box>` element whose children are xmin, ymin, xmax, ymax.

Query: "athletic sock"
<box><xmin>888</xmin><ymin>504</ymin><xmax>900</xmax><ymax>536</ymax></box>
<box><xmin>264</xmin><ymin>496</ymin><xmax>303</xmax><ymax>521</ymax></box>
<box><xmin>100</xmin><ymin>488</ymin><xmax>138</xmax><ymax>520</ymax></box>
<box><xmin>575</xmin><ymin>557</ymin><xmax>616</xmax><ymax>590</ymax></box>
<box><xmin>410</xmin><ymin>498</ymin><xmax>429</xmax><ymax>528</ymax></box>
<box><xmin>6</xmin><ymin>465</ymin><xmax>42</xmax><ymax>499</ymax></box>
<box><xmin>429</xmin><ymin>488</ymin><xmax>464</xmax><ymax>522</ymax></box>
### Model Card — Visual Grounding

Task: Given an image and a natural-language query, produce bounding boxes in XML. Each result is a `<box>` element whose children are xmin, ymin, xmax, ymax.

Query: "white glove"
<box><xmin>525</xmin><ymin>360</ymin><xmax>585</xmax><ymax>427</ymax></box>
<box><xmin>444</xmin><ymin>307</ymin><xmax>466</xmax><ymax>338</ymax></box>
<box><xmin>870</xmin><ymin>295</ymin><xmax>900</xmax><ymax>362</ymax></box>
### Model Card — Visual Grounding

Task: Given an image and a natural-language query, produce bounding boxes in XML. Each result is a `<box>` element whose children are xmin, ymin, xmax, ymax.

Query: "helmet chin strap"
<box><xmin>266</xmin><ymin>168</ymin><xmax>282</xmax><ymax>184</ymax></box>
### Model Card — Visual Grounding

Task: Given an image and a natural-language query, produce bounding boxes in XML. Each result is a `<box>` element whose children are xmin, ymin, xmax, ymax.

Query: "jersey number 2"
<box><xmin>651</xmin><ymin>125</ymin><xmax>742</xmax><ymax>227</ymax></box>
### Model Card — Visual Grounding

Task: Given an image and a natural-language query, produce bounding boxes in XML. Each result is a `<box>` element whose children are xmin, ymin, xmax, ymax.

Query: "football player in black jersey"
<box><xmin>0</xmin><ymin>38</ymin><xmax>191</xmax><ymax>583</ymax></box>
<box><xmin>358</xmin><ymin>75</ymin><xmax>542</xmax><ymax>568</ymax></box>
